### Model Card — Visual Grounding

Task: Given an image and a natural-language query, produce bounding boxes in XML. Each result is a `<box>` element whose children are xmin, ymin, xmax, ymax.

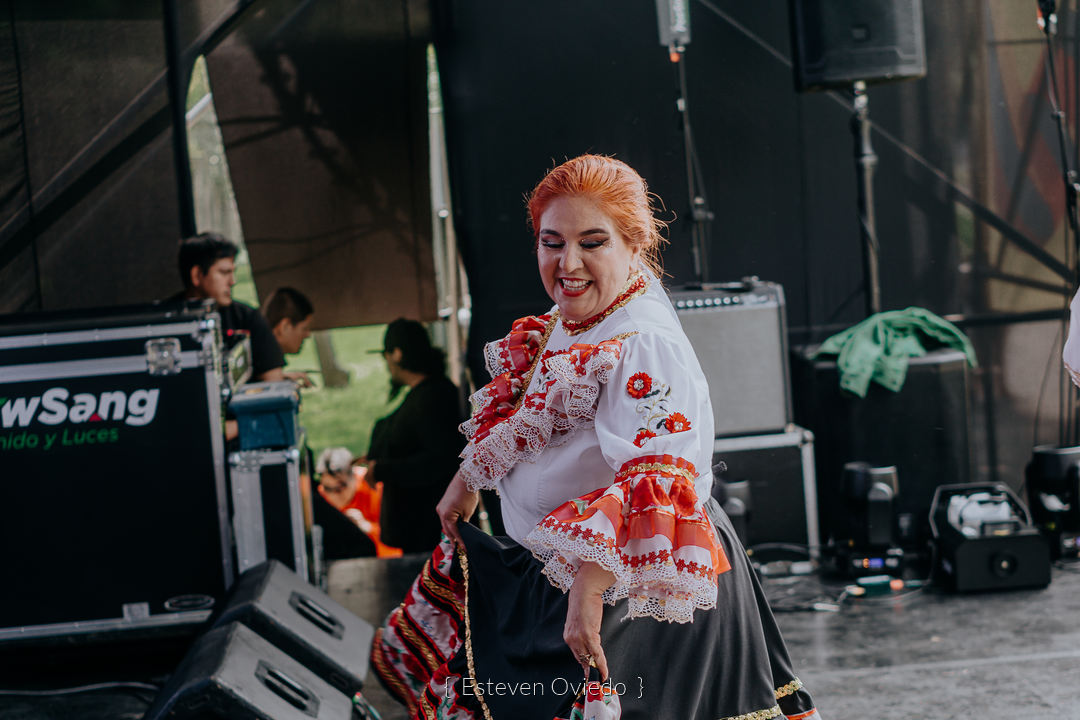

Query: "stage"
<box><xmin>330</xmin><ymin>556</ymin><xmax>1080</xmax><ymax>720</ymax></box>
<box><xmin>2</xmin><ymin>554</ymin><xmax>1076</xmax><ymax>719</ymax></box>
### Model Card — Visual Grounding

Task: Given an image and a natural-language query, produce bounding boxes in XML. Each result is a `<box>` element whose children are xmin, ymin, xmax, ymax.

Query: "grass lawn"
<box><xmin>236</xmin><ymin>267</ymin><xmax>400</xmax><ymax>462</ymax></box>
<box><xmin>286</xmin><ymin>325</ymin><xmax>403</xmax><ymax>460</ymax></box>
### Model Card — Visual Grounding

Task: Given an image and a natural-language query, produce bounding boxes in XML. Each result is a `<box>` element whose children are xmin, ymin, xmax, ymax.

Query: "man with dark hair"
<box><xmin>262</xmin><ymin>287</ymin><xmax>315</xmax><ymax>387</ymax></box>
<box><xmin>363</xmin><ymin>318</ymin><xmax>464</xmax><ymax>552</ymax></box>
<box><xmin>263</xmin><ymin>287</ymin><xmax>314</xmax><ymax>353</ymax></box>
<box><xmin>175</xmin><ymin>232</ymin><xmax>284</xmax><ymax>382</ymax></box>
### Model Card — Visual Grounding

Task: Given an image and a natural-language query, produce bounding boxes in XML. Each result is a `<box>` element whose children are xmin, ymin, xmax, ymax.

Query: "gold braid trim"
<box><xmin>457</xmin><ymin>547</ymin><xmax>495</xmax><ymax>720</ymax></box>
<box><xmin>718</xmin><ymin>705</ymin><xmax>782</xmax><ymax>720</ymax></box>
<box><xmin>369</xmin><ymin>628</ymin><xmax>419</xmax><ymax>715</ymax></box>
<box><xmin>396</xmin><ymin>614</ymin><xmax>442</xmax><ymax>674</ymax></box>
<box><xmin>775</xmin><ymin>677</ymin><xmax>803</xmax><ymax>699</ymax></box>
<box><xmin>608</xmin><ymin>331</ymin><xmax>639</xmax><ymax>342</ymax></box>
<box><xmin>615</xmin><ymin>461</ymin><xmax>696</xmax><ymax>483</ymax></box>
<box><xmin>512</xmin><ymin>312</ymin><xmax>560</xmax><ymax>412</ymax></box>
<box><xmin>420</xmin><ymin>562</ymin><xmax>464</xmax><ymax>613</ymax></box>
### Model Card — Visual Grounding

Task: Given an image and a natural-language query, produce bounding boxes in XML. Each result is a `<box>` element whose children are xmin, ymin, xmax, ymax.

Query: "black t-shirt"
<box><xmin>217</xmin><ymin>301</ymin><xmax>285</xmax><ymax>379</ymax></box>
<box><xmin>165</xmin><ymin>292</ymin><xmax>284</xmax><ymax>379</ymax></box>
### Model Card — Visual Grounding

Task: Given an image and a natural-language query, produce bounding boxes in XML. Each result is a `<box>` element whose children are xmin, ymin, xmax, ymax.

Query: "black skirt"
<box><xmin>371</xmin><ymin>503</ymin><xmax>821</xmax><ymax>720</ymax></box>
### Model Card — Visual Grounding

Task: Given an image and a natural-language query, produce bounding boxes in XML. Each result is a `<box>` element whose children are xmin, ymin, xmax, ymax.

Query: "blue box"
<box><xmin>229</xmin><ymin>381</ymin><xmax>301</xmax><ymax>450</ymax></box>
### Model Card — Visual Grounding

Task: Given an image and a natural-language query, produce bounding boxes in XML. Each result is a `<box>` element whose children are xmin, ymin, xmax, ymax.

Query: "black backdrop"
<box><xmin>435</xmin><ymin>0</ymin><xmax>1077</xmax><ymax>490</ymax></box>
<box><xmin>433</xmin><ymin>0</ymin><xmax>976</xmax><ymax>382</ymax></box>
<box><xmin>0</xmin><ymin>0</ymin><xmax>1076</xmax><ymax>490</ymax></box>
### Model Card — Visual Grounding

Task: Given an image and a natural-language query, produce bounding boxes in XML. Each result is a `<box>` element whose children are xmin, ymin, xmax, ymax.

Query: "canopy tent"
<box><xmin>0</xmin><ymin>0</ymin><xmax>437</xmax><ymax>327</ymax></box>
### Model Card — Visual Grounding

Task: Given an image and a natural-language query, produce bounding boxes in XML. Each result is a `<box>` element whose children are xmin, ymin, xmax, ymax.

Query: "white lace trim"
<box><xmin>524</xmin><ymin>526</ymin><xmax>718</xmax><ymax>624</ymax></box>
<box><xmin>459</xmin><ymin>376</ymin><xmax>522</xmax><ymax>441</ymax></box>
<box><xmin>483</xmin><ymin>336</ymin><xmax>511</xmax><ymax>379</ymax></box>
<box><xmin>458</xmin><ymin>345</ymin><xmax>621</xmax><ymax>491</ymax></box>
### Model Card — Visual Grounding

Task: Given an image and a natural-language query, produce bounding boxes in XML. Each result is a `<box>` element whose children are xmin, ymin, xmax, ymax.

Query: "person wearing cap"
<box><xmin>364</xmin><ymin>318</ymin><xmax>464</xmax><ymax>553</ymax></box>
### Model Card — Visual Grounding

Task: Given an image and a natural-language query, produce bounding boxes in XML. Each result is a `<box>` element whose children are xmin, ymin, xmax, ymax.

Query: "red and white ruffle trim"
<box><xmin>458</xmin><ymin>340</ymin><xmax>625</xmax><ymax>491</ymax></box>
<box><xmin>524</xmin><ymin>455</ymin><xmax>730</xmax><ymax>624</ymax></box>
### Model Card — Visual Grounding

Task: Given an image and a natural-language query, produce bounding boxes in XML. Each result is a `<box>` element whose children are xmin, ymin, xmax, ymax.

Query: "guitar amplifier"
<box><xmin>670</xmin><ymin>279</ymin><xmax>792</xmax><ymax>437</ymax></box>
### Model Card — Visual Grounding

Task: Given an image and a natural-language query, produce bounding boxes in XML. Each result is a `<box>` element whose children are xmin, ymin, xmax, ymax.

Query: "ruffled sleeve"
<box><xmin>523</xmin><ymin>333</ymin><xmax>729</xmax><ymax>623</ymax></box>
<box><xmin>458</xmin><ymin>314</ymin><xmax>557</xmax><ymax>491</ymax></box>
<box><xmin>1065</xmin><ymin>288</ymin><xmax>1080</xmax><ymax>388</ymax></box>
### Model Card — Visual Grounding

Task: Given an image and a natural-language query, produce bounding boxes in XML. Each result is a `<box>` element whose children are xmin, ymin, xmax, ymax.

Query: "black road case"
<box><xmin>229</xmin><ymin>446</ymin><xmax>314</xmax><ymax>582</ymax></box>
<box><xmin>711</xmin><ymin>426</ymin><xmax>820</xmax><ymax>554</ymax></box>
<box><xmin>0</xmin><ymin>303</ymin><xmax>234</xmax><ymax>642</ymax></box>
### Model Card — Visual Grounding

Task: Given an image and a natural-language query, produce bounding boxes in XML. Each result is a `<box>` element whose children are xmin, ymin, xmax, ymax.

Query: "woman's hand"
<box><xmin>436</xmin><ymin>470</ymin><xmax>479</xmax><ymax>546</ymax></box>
<box><xmin>564</xmin><ymin>561</ymin><xmax>615</xmax><ymax>681</ymax></box>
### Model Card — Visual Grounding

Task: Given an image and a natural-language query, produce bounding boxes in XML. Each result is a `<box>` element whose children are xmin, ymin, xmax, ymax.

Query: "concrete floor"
<box><xmin>326</xmin><ymin>555</ymin><xmax>1080</xmax><ymax>720</ymax></box>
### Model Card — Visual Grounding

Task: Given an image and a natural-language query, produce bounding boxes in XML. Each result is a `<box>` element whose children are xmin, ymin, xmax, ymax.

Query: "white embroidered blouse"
<box><xmin>458</xmin><ymin>270</ymin><xmax>730</xmax><ymax>623</ymax></box>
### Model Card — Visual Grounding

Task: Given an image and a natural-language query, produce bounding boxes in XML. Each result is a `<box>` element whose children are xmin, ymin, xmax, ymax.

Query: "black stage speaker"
<box><xmin>210</xmin><ymin>560</ymin><xmax>374</xmax><ymax>697</ymax></box>
<box><xmin>792</xmin><ymin>346</ymin><xmax>970</xmax><ymax>550</ymax></box>
<box><xmin>143</xmin><ymin>622</ymin><xmax>352</xmax><ymax>720</ymax></box>
<box><xmin>788</xmin><ymin>0</ymin><xmax>926</xmax><ymax>92</ymax></box>
<box><xmin>671</xmin><ymin>279</ymin><xmax>791</xmax><ymax>437</ymax></box>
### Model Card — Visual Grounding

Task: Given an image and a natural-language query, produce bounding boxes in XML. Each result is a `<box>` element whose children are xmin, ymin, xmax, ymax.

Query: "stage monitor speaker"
<box><xmin>210</xmin><ymin>560</ymin><xmax>374</xmax><ymax>697</ymax></box>
<box><xmin>711</xmin><ymin>426</ymin><xmax>818</xmax><ymax>553</ymax></box>
<box><xmin>143</xmin><ymin>622</ymin><xmax>352</xmax><ymax>720</ymax></box>
<box><xmin>788</xmin><ymin>0</ymin><xmax>926</xmax><ymax>92</ymax></box>
<box><xmin>792</xmin><ymin>346</ymin><xmax>970</xmax><ymax>550</ymax></box>
<box><xmin>671</xmin><ymin>279</ymin><xmax>792</xmax><ymax>438</ymax></box>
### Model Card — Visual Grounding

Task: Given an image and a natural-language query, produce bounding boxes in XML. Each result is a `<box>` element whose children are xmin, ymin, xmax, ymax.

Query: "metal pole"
<box><xmin>852</xmin><ymin>81</ymin><xmax>881</xmax><ymax>316</ymax></box>
<box><xmin>163</xmin><ymin>0</ymin><xmax>197</xmax><ymax>237</ymax></box>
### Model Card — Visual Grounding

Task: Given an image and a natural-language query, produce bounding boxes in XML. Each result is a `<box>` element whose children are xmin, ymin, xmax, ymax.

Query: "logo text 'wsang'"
<box><xmin>0</xmin><ymin>388</ymin><xmax>161</xmax><ymax>429</ymax></box>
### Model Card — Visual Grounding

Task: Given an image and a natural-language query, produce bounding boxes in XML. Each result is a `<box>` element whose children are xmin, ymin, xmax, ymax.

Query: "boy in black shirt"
<box><xmin>175</xmin><ymin>232</ymin><xmax>285</xmax><ymax>382</ymax></box>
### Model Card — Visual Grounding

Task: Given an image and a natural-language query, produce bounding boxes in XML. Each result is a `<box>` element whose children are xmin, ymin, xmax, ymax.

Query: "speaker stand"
<box><xmin>852</xmin><ymin>80</ymin><xmax>882</xmax><ymax>316</ymax></box>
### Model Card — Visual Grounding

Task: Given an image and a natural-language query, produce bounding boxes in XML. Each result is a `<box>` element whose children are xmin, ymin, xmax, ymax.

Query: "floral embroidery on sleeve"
<box><xmin>665</xmin><ymin>412</ymin><xmax>691</xmax><ymax>433</ymax></box>
<box><xmin>627</xmin><ymin>372</ymin><xmax>652</xmax><ymax>398</ymax></box>
<box><xmin>628</xmin><ymin>373</ymin><xmax>693</xmax><ymax>447</ymax></box>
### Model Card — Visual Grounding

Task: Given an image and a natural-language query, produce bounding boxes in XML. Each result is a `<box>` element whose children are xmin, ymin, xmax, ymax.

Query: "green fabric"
<box><xmin>812</xmin><ymin>307</ymin><xmax>977</xmax><ymax>398</ymax></box>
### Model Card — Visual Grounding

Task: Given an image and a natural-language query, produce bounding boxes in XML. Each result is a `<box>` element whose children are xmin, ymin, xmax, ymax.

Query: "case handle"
<box><xmin>289</xmin><ymin>591</ymin><xmax>345</xmax><ymax>639</ymax></box>
<box><xmin>255</xmin><ymin>660</ymin><xmax>319</xmax><ymax>717</ymax></box>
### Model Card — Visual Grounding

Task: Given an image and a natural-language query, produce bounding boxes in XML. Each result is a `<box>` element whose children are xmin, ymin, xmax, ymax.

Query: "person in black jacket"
<box><xmin>364</xmin><ymin>319</ymin><xmax>464</xmax><ymax>553</ymax></box>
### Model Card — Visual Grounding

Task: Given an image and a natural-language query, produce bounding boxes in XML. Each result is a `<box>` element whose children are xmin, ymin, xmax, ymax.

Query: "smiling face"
<box><xmin>537</xmin><ymin>195</ymin><xmax>642</xmax><ymax>323</ymax></box>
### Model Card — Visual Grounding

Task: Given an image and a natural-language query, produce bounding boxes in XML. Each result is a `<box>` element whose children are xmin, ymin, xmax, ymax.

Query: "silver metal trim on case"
<box><xmin>799</xmin><ymin>430</ymin><xmax>820</xmax><ymax>559</ymax></box>
<box><xmin>229</xmin><ymin>447</ymin><xmax>308</xmax><ymax>579</ymax></box>
<box><xmin>712</xmin><ymin>427</ymin><xmax>804</xmax><ymax>453</ymax></box>
<box><xmin>203</xmin><ymin>332</ymin><xmax>235</xmax><ymax>590</ymax></box>
<box><xmin>230</xmin><ymin>450</ymin><xmax>269</xmax><ymax>574</ymax></box>
<box><xmin>145</xmin><ymin>338</ymin><xmax>183</xmax><ymax>376</ymax></box>
<box><xmin>0</xmin><ymin>609</ymin><xmax>212</xmax><ymax>642</ymax></box>
<box><xmin>0</xmin><ymin>351</ymin><xmax>206</xmax><ymax>382</ymax></box>
<box><xmin>0</xmin><ymin>321</ymin><xmax>207</xmax><ymax>350</ymax></box>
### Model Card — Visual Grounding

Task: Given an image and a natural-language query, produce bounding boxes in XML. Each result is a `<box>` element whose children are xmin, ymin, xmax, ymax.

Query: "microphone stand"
<box><xmin>672</xmin><ymin>45</ymin><xmax>714</xmax><ymax>284</ymax></box>
<box><xmin>852</xmin><ymin>80</ymin><xmax>882</xmax><ymax>317</ymax></box>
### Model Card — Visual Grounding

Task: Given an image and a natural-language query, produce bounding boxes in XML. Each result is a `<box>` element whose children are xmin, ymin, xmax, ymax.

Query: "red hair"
<box><xmin>527</xmin><ymin>155</ymin><xmax>668</xmax><ymax>277</ymax></box>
